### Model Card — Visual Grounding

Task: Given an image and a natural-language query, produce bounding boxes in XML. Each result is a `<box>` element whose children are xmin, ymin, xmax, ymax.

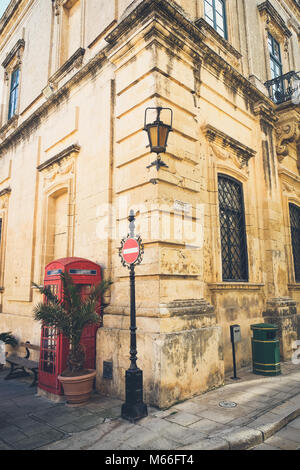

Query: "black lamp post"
<box><xmin>120</xmin><ymin>211</ymin><xmax>148</xmax><ymax>423</ymax></box>
<box><xmin>144</xmin><ymin>107</ymin><xmax>173</xmax><ymax>173</ymax></box>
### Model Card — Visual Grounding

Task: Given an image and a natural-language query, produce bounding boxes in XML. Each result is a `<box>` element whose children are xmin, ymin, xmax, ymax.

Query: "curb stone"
<box><xmin>179</xmin><ymin>397</ymin><xmax>300</xmax><ymax>450</ymax></box>
<box><xmin>179</xmin><ymin>437</ymin><xmax>229</xmax><ymax>451</ymax></box>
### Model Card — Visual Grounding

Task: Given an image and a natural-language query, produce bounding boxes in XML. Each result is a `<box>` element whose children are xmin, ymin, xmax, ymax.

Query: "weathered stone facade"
<box><xmin>0</xmin><ymin>0</ymin><xmax>299</xmax><ymax>407</ymax></box>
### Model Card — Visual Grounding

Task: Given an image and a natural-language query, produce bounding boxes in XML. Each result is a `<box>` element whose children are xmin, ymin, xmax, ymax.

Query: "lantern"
<box><xmin>144</xmin><ymin>107</ymin><xmax>173</xmax><ymax>173</ymax></box>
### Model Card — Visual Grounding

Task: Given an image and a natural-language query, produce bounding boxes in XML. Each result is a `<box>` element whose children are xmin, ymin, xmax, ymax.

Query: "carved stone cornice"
<box><xmin>0</xmin><ymin>187</ymin><xmax>11</xmax><ymax>198</ymax></box>
<box><xmin>105</xmin><ymin>0</ymin><xmax>273</xmax><ymax>105</ymax></box>
<box><xmin>279</xmin><ymin>167</ymin><xmax>300</xmax><ymax>200</ymax></box>
<box><xmin>53</xmin><ymin>0</ymin><xmax>78</xmax><ymax>13</ymax></box>
<box><xmin>275</xmin><ymin>108</ymin><xmax>300</xmax><ymax>160</ymax></box>
<box><xmin>0</xmin><ymin>114</ymin><xmax>19</xmax><ymax>141</ymax></box>
<box><xmin>203</xmin><ymin>124</ymin><xmax>256</xmax><ymax>169</ymax></box>
<box><xmin>49</xmin><ymin>48</ymin><xmax>85</xmax><ymax>85</ymax></box>
<box><xmin>0</xmin><ymin>187</ymin><xmax>11</xmax><ymax>210</ymax></box>
<box><xmin>195</xmin><ymin>17</ymin><xmax>242</xmax><ymax>62</ymax></box>
<box><xmin>1</xmin><ymin>39</ymin><xmax>25</xmax><ymax>69</ymax></box>
<box><xmin>281</xmin><ymin>180</ymin><xmax>300</xmax><ymax>200</ymax></box>
<box><xmin>106</xmin><ymin>0</ymin><xmax>205</xmax><ymax>46</ymax></box>
<box><xmin>0</xmin><ymin>0</ymin><xmax>22</xmax><ymax>36</ymax></box>
<box><xmin>160</xmin><ymin>299</ymin><xmax>215</xmax><ymax>317</ymax></box>
<box><xmin>37</xmin><ymin>144</ymin><xmax>81</xmax><ymax>172</ymax></box>
<box><xmin>253</xmin><ymin>101</ymin><xmax>278</xmax><ymax>126</ymax></box>
<box><xmin>258</xmin><ymin>1</ymin><xmax>292</xmax><ymax>38</ymax></box>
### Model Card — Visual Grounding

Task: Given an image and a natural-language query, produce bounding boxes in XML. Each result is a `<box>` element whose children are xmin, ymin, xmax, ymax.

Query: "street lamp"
<box><xmin>144</xmin><ymin>107</ymin><xmax>173</xmax><ymax>172</ymax></box>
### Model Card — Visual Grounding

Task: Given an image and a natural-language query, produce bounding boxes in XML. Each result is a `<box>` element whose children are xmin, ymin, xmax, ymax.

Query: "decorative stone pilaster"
<box><xmin>263</xmin><ymin>297</ymin><xmax>298</xmax><ymax>361</ymax></box>
<box><xmin>96</xmin><ymin>299</ymin><xmax>224</xmax><ymax>408</ymax></box>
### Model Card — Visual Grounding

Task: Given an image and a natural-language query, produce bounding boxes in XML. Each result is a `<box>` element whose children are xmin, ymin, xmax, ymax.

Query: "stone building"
<box><xmin>0</xmin><ymin>0</ymin><xmax>299</xmax><ymax>408</ymax></box>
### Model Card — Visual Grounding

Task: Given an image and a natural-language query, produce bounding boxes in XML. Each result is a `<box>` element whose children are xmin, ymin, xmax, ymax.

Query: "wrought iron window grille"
<box><xmin>218</xmin><ymin>175</ymin><xmax>249</xmax><ymax>282</ymax></box>
<box><xmin>289</xmin><ymin>204</ymin><xmax>300</xmax><ymax>283</ymax></box>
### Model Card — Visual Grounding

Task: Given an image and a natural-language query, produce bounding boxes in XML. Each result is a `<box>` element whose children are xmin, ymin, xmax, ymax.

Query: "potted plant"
<box><xmin>0</xmin><ymin>332</ymin><xmax>18</xmax><ymax>369</ymax></box>
<box><xmin>33</xmin><ymin>272</ymin><xmax>112</xmax><ymax>405</ymax></box>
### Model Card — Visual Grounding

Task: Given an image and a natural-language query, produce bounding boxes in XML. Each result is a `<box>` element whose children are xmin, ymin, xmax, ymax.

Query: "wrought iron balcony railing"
<box><xmin>265</xmin><ymin>71</ymin><xmax>300</xmax><ymax>105</ymax></box>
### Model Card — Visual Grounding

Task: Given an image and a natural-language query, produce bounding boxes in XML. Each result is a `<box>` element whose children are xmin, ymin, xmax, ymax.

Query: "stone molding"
<box><xmin>160</xmin><ymin>299</ymin><xmax>215</xmax><ymax>317</ymax></box>
<box><xmin>253</xmin><ymin>101</ymin><xmax>278</xmax><ymax>126</ymax></box>
<box><xmin>52</xmin><ymin>0</ymin><xmax>78</xmax><ymax>15</ymax></box>
<box><xmin>194</xmin><ymin>17</ymin><xmax>242</xmax><ymax>61</ymax></box>
<box><xmin>49</xmin><ymin>47</ymin><xmax>86</xmax><ymax>85</ymax></box>
<box><xmin>275</xmin><ymin>108</ymin><xmax>300</xmax><ymax>161</ymax></box>
<box><xmin>37</xmin><ymin>144</ymin><xmax>81</xmax><ymax>172</ymax></box>
<box><xmin>288</xmin><ymin>283</ymin><xmax>300</xmax><ymax>290</ymax></box>
<box><xmin>263</xmin><ymin>297</ymin><xmax>298</xmax><ymax>316</ymax></box>
<box><xmin>0</xmin><ymin>187</ymin><xmax>11</xmax><ymax>211</ymax></box>
<box><xmin>258</xmin><ymin>1</ymin><xmax>292</xmax><ymax>38</ymax></box>
<box><xmin>263</xmin><ymin>296</ymin><xmax>298</xmax><ymax>361</ymax></box>
<box><xmin>281</xmin><ymin>180</ymin><xmax>300</xmax><ymax>201</ymax></box>
<box><xmin>0</xmin><ymin>187</ymin><xmax>11</xmax><ymax>198</ymax></box>
<box><xmin>1</xmin><ymin>39</ymin><xmax>25</xmax><ymax>69</ymax></box>
<box><xmin>105</xmin><ymin>0</ymin><xmax>205</xmax><ymax>46</ymax></box>
<box><xmin>104</xmin><ymin>299</ymin><xmax>216</xmax><ymax>319</ymax></box>
<box><xmin>0</xmin><ymin>114</ymin><xmax>19</xmax><ymax>141</ymax></box>
<box><xmin>208</xmin><ymin>283</ymin><xmax>264</xmax><ymax>291</ymax></box>
<box><xmin>279</xmin><ymin>166</ymin><xmax>300</xmax><ymax>183</ymax></box>
<box><xmin>0</xmin><ymin>0</ymin><xmax>22</xmax><ymax>36</ymax></box>
<box><xmin>203</xmin><ymin>124</ymin><xmax>256</xmax><ymax>168</ymax></box>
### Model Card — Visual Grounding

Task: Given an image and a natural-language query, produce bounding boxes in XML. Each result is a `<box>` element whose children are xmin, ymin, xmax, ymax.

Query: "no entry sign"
<box><xmin>121</xmin><ymin>238</ymin><xmax>140</xmax><ymax>265</ymax></box>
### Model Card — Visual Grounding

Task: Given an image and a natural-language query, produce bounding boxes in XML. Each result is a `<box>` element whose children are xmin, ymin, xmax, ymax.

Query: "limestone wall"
<box><xmin>0</xmin><ymin>0</ymin><xmax>299</xmax><ymax>406</ymax></box>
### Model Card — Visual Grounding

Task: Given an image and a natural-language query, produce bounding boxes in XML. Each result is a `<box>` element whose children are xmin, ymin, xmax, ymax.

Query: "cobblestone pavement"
<box><xmin>0</xmin><ymin>362</ymin><xmax>300</xmax><ymax>450</ymax></box>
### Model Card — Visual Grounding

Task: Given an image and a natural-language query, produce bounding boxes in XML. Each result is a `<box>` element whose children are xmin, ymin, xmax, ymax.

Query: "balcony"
<box><xmin>265</xmin><ymin>71</ymin><xmax>300</xmax><ymax>105</ymax></box>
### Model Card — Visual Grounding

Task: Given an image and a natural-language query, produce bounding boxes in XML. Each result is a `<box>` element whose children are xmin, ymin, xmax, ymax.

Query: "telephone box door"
<box><xmin>38</xmin><ymin>258</ymin><xmax>102</xmax><ymax>395</ymax></box>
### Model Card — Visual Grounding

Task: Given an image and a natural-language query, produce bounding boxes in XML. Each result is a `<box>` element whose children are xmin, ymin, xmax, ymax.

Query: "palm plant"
<box><xmin>33</xmin><ymin>271</ymin><xmax>112</xmax><ymax>375</ymax></box>
<box><xmin>0</xmin><ymin>332</ymin><xmax>18</xmax><ymax>347</ymax></box>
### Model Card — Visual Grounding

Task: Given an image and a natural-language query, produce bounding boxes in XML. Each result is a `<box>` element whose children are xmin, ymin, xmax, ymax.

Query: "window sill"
<box><xmin>208</xmin><ymin>282</ymin><xmax>264</xmax><ymax>291</ymax></box>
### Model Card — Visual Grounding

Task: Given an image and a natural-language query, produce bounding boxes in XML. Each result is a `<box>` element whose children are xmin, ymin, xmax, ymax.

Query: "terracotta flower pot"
<box><xmin>58</xmin><ymin>370</ymin><xmax>96</xmax><ymax>405</ymax></box>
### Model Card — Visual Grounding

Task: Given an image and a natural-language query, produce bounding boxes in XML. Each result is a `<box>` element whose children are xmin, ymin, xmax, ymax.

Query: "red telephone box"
<box><xmin>38</xmin><ymin>257</ymin><xmax>102</xmax><ymax>395</ymax></box>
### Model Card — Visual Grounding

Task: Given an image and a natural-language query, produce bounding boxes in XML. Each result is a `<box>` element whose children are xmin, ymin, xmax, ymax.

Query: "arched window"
<box><xmin>218</xmin><ymin>174</ymin><xmax>248</xmax><ymax>282</ymax></box>
<box><xmin>204</xmin><ymin>0</ymin><xmax>227</xmax><ymax>39</ymax></box>
<box><xmin>289</xmin><ymin>204</ymin><xmax>300</xmax><ymax>283</ymax></box>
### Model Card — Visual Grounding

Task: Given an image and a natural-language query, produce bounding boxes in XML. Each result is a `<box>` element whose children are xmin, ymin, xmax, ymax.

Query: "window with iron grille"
<box><xmin>218</xmin><ymin>175</ymin><xmax>248</xmax><ymax>282</ymax></box>
<box><xmin>289</xmin><ymin>204</ymin><xmax>300</xmax><ymax>283</ymax></box>
<box><xmin>204</xmin><ymin>0</ymin><xmax>227</xmax><ymax>39</ymax></box>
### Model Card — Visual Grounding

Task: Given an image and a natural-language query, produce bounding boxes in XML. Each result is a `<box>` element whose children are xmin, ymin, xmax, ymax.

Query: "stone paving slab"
<box><xmin>260</xmin><ymin>434</ymin><xmax>300</xmax><ymax>450</ymax></box>
<box><xmin>1</xmin><ymin>363</ymin><xmax>300</xmax><ymax>450</ymax></box>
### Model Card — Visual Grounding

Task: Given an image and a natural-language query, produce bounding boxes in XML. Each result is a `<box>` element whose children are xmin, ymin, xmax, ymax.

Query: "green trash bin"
<box><xmin>251</xmin><ymin>323</ymin><xmax>281</xmax><ymax>376</ymax></box>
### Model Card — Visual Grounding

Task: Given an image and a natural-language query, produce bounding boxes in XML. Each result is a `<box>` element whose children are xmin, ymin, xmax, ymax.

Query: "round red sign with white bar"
<box><xmin>121</xmin><ymin>238</ymin><xmax>140</xmax><ymax>265</ymax></box>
